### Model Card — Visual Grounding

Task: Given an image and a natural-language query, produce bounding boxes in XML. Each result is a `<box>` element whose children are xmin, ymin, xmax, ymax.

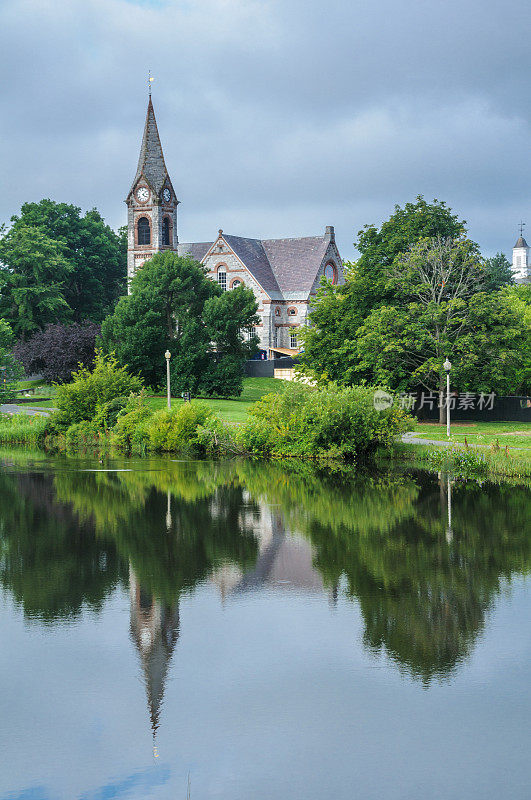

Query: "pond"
<box><xmin>0</xmin><ymin>451</ymin><xmax>530</xmax><ymax>800</ymax></box>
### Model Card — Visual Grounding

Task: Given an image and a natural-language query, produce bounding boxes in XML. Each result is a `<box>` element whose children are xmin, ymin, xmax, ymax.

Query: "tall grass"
<box><xmin>384</xmin><ymin>441</ymin><xmax>531</xmax><ymax>481</ymax></box>
<box><xmin>0</xmin><ymin>413</ymin><xmax>48</xmax><ymax>445</ymax></box>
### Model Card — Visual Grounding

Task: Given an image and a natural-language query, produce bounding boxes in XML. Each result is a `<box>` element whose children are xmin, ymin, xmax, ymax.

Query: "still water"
<box><xmin>0</xmin><ymin>451</ymin><xmax>530</xmax><ymax>800</ymax></box>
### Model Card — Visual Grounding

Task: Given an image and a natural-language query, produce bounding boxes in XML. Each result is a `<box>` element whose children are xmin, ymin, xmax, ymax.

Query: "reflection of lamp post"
<box><xmin>166</xmin><ymin>489</ymin><xmax>172</xmax><ymax>531</ymax></box>
<box><xmin>446</xmin><ymin>476</ymin><xmax>453</xmax><ymax>543</ymax></box>
<box><xmin>165</xmin><ymin>350</ymin><xmax>171</xmax><ymax>410</ymax></box>
<box><xmin>444</xmin><ymin>358</ymin><xmax>452</xmax><ymax>438</ymax></box>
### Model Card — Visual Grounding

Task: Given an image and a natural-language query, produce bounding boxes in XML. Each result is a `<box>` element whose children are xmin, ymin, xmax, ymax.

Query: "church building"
<box><xmin>126</xmin><ymin>97</ymin><xmax>344</xmax><ymax>357</ymax></box>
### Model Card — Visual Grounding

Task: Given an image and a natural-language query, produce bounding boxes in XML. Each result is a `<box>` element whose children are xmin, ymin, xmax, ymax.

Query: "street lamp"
<box><xmin>165</xmin><ymin>350</ymin><xmax>171</xmax><ymax>410</ymax></box>
<box><xmin>443</xmin><ymin>358</ymin><xmax>452</xmax><ymax>438</ymax></box>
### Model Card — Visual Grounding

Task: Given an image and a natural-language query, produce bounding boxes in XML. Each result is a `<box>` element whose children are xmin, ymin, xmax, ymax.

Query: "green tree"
<box><xmin>0</xmin><ymin>319</ymin><xmax>23</xmax><ymax>401</ymax></box>
<box><xmin>6</xmin><ymin>200</ymin><xmax>125</xmax><ymax>323</ymax></box>
<box><xmin>483</xmin><ymin>252</ymin><xmax>514</xmax><ymax>292</ymax></box>
<box><xmin>101</xmin><ymin>251</ymin><xmax>259</xmax><ymax>395</ymax></box>
<box><xmin>349</xmin><ymin>195</ymin><xmax>466</xmax><ymax>315</ymax></box>
<box><xmin>0</xmin><ymin>224</ymin><xmax>73</xmax><ymax>337</ymax></box>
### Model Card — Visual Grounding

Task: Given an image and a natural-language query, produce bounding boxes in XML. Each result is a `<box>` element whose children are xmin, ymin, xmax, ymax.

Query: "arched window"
<box><xmin>287</xmin><ymin>306</ymin><xmax>297</xmax><ymax>316</ymax></box>
<box><xmin>275</xmin><ymin>307</ymin><xmax>281</xmax><ymax>317</ymax></box>
<box><xmin>137</xmin><ymin>217</ymin><xmax>150</xmax><ymax>246</ymax></box>
<box><xmin>162</xmin><ymin>217</ymin><xmax>171</xmax><ymax>246</ymax></box>
<box><xmin>231</xmin><ymin>279</ymin><xmax>242</xmax><ymax>289</ymax></box>
<box><xmin>324</xmin><ymin>262</ymin><xmax>337</xmax><ymax>284</ymax></box>
<box><xmin>217</xmin><ymin>265</ymin><xmax>227</xmax><ymax>291</ymax></box>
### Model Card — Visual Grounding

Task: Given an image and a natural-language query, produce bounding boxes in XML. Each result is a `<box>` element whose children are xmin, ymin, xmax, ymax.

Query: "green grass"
<box><xmin>410</xmin><ymin>421</ymin><xmax>531</xmax><ymax>450</ymax></box>
<box><xmin>8</xmin><ymin>378</ymin><xmax>287</xmax><ymax>420</ymax></box>
<box><xmin>143</xmin><ymin>377</ymin><xmax>286</xmax><ymax>423</ymax></box>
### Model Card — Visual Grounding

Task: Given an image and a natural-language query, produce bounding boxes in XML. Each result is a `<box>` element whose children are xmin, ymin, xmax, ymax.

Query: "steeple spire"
<box><xmin>129</xmin><ymin>96</ymin><xmax>171</xmax><ymax>197</ymax></box>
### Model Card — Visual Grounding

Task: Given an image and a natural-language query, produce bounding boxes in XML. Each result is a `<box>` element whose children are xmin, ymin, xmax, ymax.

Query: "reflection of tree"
<box><xmin>1</xmin><ymin>452</ymin><xmax>530</xmax><ymax>685</ymax></box>
<box><xmin>299</xmin><ymin>474</ymin><xmax>531</xmax><ymax>681</ymax></box>
<box><xmin>0</xmin><ymin>471</ymin><xmax>125</xmax><ymax>621</ymax></box>
<box><xmin>53</xmin><ymin>465</ymin><xmax>260</xmax><ymax>603</ymax></box>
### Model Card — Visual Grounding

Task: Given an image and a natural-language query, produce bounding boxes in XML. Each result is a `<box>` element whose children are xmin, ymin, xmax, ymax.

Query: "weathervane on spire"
<box><xmin>148</xmin><ymin>70</ymin><xmax>154</xmax><ymax>97</ymax></box>
<box><xmin>519</xmin><ymin>220</ymin><xmax>526</xmax><ymax>238</ymax></box>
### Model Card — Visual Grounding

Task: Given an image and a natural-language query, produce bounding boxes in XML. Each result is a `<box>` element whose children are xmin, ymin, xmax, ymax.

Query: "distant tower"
<box><xmin>125</xmin><ymin>94</ymin><xmax>179</xmax><ymax>286</ymax></box>
<box><xmin>512</xmin><ymin>223</ymin><xmax>530</xmax><ymax>283</ymax></box>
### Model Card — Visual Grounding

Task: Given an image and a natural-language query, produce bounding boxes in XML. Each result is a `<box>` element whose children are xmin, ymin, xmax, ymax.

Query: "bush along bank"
<box><xmin>382</xmin><ymin>441</ymin><xmax>531</xmax><ymax>481</ymax></box>
<box><xmin>0</xmin><ymin>352</ymin><xmax>412</xmax><ymax>462</ymax></box>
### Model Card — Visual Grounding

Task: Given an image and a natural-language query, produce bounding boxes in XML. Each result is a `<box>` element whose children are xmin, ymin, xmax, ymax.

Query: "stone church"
<box><xmin>126</xmin><ymin>97</ymin><xmax>344</xmax><ymax>357</ymax></box>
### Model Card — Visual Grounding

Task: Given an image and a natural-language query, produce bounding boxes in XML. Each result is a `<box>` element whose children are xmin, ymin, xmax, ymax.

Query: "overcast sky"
<box><xmin>1</xmin><ymin>0</ymin><xmax>530</xmax><ymax>260</ymax></box>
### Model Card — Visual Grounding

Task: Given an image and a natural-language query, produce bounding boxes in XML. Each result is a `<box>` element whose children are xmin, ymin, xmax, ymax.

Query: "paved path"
<box><xmin>1</xmin><ymin>404</ymin><xmax>54</xmax><ymax>416</ymax></box>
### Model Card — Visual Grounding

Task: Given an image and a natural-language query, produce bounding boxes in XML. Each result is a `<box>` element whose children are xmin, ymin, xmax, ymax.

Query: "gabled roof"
<box><xmin>262</xmin><ymin>236</ymin><xmax>329</xmax><ymax>293</ymax></box>
<box><xmin>177</xmin><ymin>242</ymin><xmax>213</xmax><ymax>262</ymax></box>
<box><xmin>178</xmin><ymin>230</ymin><xmax>338</xmax><ymax>299</ymax></box>
<box><xmin>514</xmin><ymin>236</ymin><xmax>529</xmax><ymax>249</ymax></box>
<box><xmin>222</xmin><ymin>235</ymin><xmax>281</xmax><ymax>296</ymax></box>
<box><xmin>129</xmin><ymin>98</ymin><xmax>170</xmax><ymax>198</ymax></box>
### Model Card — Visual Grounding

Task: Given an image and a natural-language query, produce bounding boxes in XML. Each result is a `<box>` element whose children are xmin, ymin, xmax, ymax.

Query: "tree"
<box><xmin>5</xmin><ymin>200</ymin><xmax>125</xmax><ymax>323</ymax></box>
<box><xmin>12</xmin><ymin>321</ymin><xmax>100</xmax><ymax>383</ymax></box>
<box><xmin>0</xmin><ymin>319</ymin><xmax>23</xmax><ymax>402</ymax></box>
<box><xmin>0</xmin><ymin>224</ymin><xmax>73</xmax><ymax>337</ymax></box>
<box><xmin>101</xmin><ymin>252</ymin><xmax>259</xmax><ymax>395</ymax></box>
<box><xmin>483</xmin><ymin>252</ymin><xmax>514</xmax><ymax>292</ymax></box>
<box><xmin>348</xmin><ymin>196</ymin><xmax>466</xmax><ymax>315</ymax></box>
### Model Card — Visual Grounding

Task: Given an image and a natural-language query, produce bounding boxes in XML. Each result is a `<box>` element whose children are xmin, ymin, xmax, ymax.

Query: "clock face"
<box><xmin>162</xmin><ymin>188</ymin><xmax>171</xmax><ymax>202</ymax></box>
<box><xmin>136</xmin><ymin>186</ymin><xmax>150</xmax><ymax>203</ymax></box>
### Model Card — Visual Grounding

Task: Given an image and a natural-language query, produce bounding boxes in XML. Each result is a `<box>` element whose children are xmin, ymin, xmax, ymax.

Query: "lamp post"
<box><xmin>443</xmin><ymin>358</ymin><xmax>452</xmax><ymax>438</ymax></box>
<box><xmin>165</xmin><ymin>350</ymin><xmax>171</xmax><ymax>410</ymax></box>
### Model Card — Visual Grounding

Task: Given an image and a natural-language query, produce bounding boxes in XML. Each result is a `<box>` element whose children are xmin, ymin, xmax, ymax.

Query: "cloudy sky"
<box><xmin>1</xmin><ymin>0</ymin><xmax>530</xmax><ymax>260</ymax></box>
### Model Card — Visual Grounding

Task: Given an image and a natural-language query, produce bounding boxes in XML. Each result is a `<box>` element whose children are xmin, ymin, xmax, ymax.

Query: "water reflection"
<box><xmin>1</xmin><ymin>456</ymin><xmax>530</xmax><ymax>693</ymax></box>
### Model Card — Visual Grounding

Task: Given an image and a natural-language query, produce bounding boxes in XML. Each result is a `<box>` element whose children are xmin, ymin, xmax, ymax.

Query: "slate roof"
<box><xmin>177</xmin><ymin>242</ymin><xmax>213</xmax><ymax>261</ymax></box>
<box><xmin>177</xmin><ymin>232</ymin><xmax>335</xmax><ymax>299</ymax></box>
<box><xmin>223</xmin><ymin>235</ymin><xmax>281</xmax><ymax>295</ymax></box>
<box><xmin>514</xmin><ymin>236</ymin><xmax>529</xmax><ymax>248</ymax></box>
<box><xmin>129</xmin><ymin>98</ymin><xmax>170</xmax><ymax>198</ymax></box>
<box><xmin>262</xmin><ymin>236</ymin><xmax>329</xmax><ymax>293</ymax></box>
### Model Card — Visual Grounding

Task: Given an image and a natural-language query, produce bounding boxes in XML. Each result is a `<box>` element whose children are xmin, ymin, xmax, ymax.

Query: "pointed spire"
<box><xmin>130</xmin><ymin>97</ymin><xmax>170</xmax><ymax>197</ymax></box>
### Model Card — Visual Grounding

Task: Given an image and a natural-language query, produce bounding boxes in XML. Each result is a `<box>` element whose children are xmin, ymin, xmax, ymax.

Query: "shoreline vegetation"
<box><xmin>1</xmin><ymin>353</ymin><xmax>530</xmax><ymax>482</ymax></box>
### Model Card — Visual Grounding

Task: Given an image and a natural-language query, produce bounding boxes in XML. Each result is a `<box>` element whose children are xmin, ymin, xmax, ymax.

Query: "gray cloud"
<box><xmin>1</xmin><ymin>0</ymin><xmax>530</xmax><ymax>260</ymax></box>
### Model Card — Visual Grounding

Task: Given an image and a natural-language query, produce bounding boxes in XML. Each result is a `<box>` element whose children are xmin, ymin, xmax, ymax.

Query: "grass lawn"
<box><xmin>11</xmin><ymin>377</ymin><xmax>287</xmax><ymax>423</ymax></box>
<box><xmin>410</xmin><ymin>421</ymin><xmax>531</xmax><ymax>450</ymax></box>
<box><xmin>144</xmin><ymin>377</ymin><xmax>286</xmax><ymax>423</ymax></box>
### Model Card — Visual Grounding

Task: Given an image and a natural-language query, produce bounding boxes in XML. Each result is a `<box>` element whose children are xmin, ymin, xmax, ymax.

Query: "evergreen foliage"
<box><xmin>101</xmin><ymin>251</ymin><xmax>259</xmax><ymax>396</ymax></box>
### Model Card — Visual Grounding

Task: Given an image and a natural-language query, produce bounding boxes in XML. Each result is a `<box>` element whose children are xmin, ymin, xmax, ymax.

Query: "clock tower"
<box><xmin>126</xmin><ymin>96</ymin><xmax>179</xmax><ymax>286</ymax></box>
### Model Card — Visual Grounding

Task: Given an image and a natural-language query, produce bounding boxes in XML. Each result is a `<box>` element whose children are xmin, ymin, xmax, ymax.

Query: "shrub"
<box><xmin>112</xmin><ymin>392</ymin><xmax>154</xmax><ymax>450</ymax></box>
<box><xmin>195</xmin><ymin>415</ymin><xmax>241</xmax><ymax>456</ymax></box>
<box><xmin>0</xmin><ymin>319</ymin><xmax>23</xmax><ymax>403</ymax></box>
<box><xmin>145</xmin><ymin>402</ymin><xmax>213</xmax><ymax>452</ymax></box>
<box><xmin>240</xmin><ymin>383</ymin><xmax>412</xmax><ymax>459</ymax></box>
<box><xmin>53</xmin><ymin>350</ymin><xmax>143</xmax><ymax>429</ymax></box>
<box><xmin>65</xmin><ymin>421</ymin><xmax>101</xmax><ymax>449</ymax></box>
<box><xmin>13</xmin><ymin>322</ymin><xmax>100</xmax><ymax>383</ymax></box>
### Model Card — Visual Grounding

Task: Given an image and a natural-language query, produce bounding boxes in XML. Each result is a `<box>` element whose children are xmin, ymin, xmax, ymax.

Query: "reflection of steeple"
<box><xmin>210</xmin><ymin>506</ymin><xmax>328</xmax><ymax>597</ymax></box>
<box><xmin>128</xmin><ymin>566</ymin><xmax>180</xmax><ymax>739</ymax></box>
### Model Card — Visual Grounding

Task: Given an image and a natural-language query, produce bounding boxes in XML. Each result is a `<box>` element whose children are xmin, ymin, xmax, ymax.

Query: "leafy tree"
<box><xmin>101</xmin><ymin>252</ymin><xmax>259</xmax><ymax>396</ymax></box>
<box><xmin>482</xmin><ymin>252</ymin><xmax>514</xmax><ymax>292</ymax></box>
<box><xmin>348</xmin><ymin>195</ymin><xmax>466</xmax><ymax>315</ymax></box>
<box><xmin>13</xmin><ymin>321</ymin><xmax>100</xmax><ymax>383</ymax></box>
<box><xmin>5</xmin><ymin>200</ymin><xmax>126</xmax><ymax>322</ymax></box>
<box><xmin>0</xmin><ymin>319</ymin><xmax>23</xmax><ymax>402</ymax></box>
<box><xmin>354</xmin><ymin>289</ymin><xmax>527</xmax><ymax>399</ymax></box>
<box><xmin>0</xmin><ymin>224</ymin><xmax>73</xmax><ymax>337</ymax></box>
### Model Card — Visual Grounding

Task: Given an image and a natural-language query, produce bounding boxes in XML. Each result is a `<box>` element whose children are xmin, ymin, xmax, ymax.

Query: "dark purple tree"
<box><xmin>14</xmin><ymin>322</ymin><xmax>101</xmax><ymax>383</ymax></box>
